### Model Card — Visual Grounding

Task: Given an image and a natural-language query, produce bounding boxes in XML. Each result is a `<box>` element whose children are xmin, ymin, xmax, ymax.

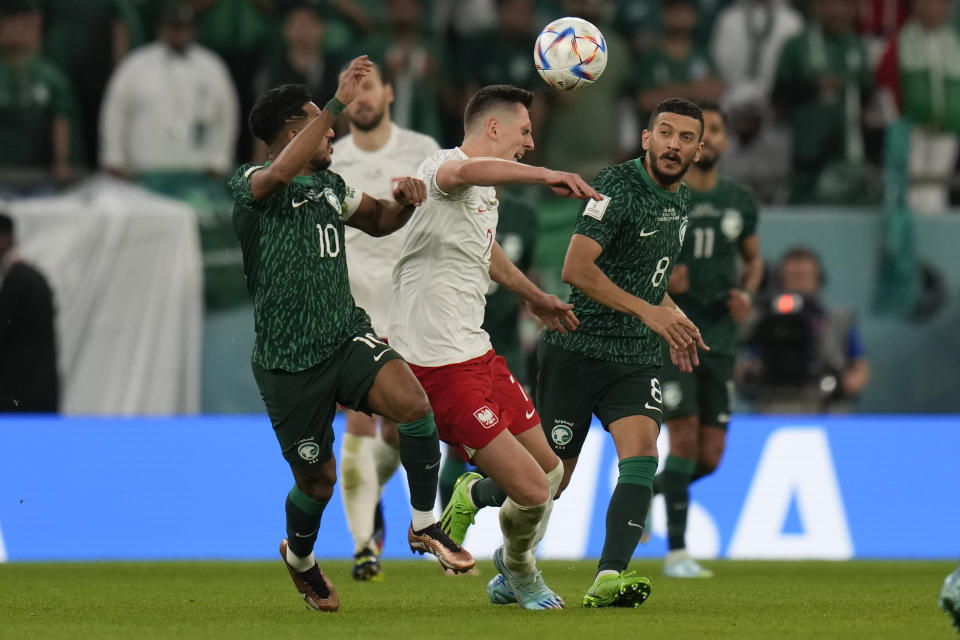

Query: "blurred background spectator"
<box><xmin>773</xmin><ymin>0</ymin><xmax>873</xmax><ymax>204</ymax></box>
<box><xmin>875</xmin><ymin>0</ymin><xmax>960</xmax><ymax>214</ymax></box>
<box><xmin>40</xmin><ymin>0</ymin><xmax>144</xmax><ymax>170</ymax></box>
<box><xmin>634</xmin><ymin>0</ymin><xmax>725</xmax><ymax>121</ymax></box>
<box><xmin>99</xmin><ymin>0</ymin><xmax>238</xmax><ymax>181</ymax></box>
<box><xmin>0</xmin><ymin>0</ymin><xmax>81</xmax><ymax>193</ymax></box>
<box><xmin>0</xmin><ymin>210</ymin><xmax>58</xmax><ymax>413</ymax></box>
<box><xmin>739</xmin><ymin>246</ymin><xmax>870</xmax><ymax>413</ymax></box>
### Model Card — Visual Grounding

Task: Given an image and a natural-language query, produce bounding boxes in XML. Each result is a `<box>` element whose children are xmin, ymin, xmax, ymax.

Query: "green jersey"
<box><xmin>229</xmin><ymin>164</ymin><xmax>370</xmax><ymax>372</ymax></box>
<box><xmin>673</xmin><ymin>177</ymin><xmax>759</xmax><ymax>355</ymax></box>
<box><xmin>543</xmin><ymin>157</ymin><xmax>691</xmax><ymax>366</ymax></box>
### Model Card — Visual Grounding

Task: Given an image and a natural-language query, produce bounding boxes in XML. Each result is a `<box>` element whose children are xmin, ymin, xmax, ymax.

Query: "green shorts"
<box><xmin>253</xmin><ymin>328</ymin><xmax>403</xmax><ymax>474</ymax></box>
<box><xmin>659</xmin><ymin>342</ymin><xmax>735</xmax><ymax>428</ymax></box>
<box><xmin>535</xmin><ymin>340</ymin><xmax>663</xmax><ymax>460</ymax></box>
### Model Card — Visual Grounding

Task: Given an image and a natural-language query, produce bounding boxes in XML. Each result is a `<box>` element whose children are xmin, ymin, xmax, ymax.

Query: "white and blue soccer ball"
<box><xmin>533</xmin><ymin>17</ymin><xmax>607</xmax><ymax>91</ymax></box>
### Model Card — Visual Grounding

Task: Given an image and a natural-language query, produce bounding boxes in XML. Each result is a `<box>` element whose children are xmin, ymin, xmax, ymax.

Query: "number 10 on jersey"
<box><xmin>316</xmin><ymin>223</ymin><xmax>341</xmax><ymax>258</ymax></box>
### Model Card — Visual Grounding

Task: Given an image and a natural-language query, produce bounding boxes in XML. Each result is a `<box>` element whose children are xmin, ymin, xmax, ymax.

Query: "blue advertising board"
<box><xmin>1</xmin><ymin>415</ymin><xmax>957</xmax><ymax>561</ymax></box>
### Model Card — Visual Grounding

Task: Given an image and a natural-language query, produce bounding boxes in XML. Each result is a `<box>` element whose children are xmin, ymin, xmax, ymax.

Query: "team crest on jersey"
<box><xmin>551</xmin><ymin>422</ymin><xmax>574</xmax><ymax>447</ymax></box>
<box><xmin>721</xmin><ymin>208</ymin><xmax>743</xmax><ymax>240</ymax></box>
<box><xmin>322</xmin><ymin>187</ymin><xmax>341</xmax><ymax>211</ymax></box>
<box><xmin>474</xmin><ymin>406</ymin><xmax>499</xmax><ymax>429</ymax></box>
<box><xmin>679</xmin><ymin>219</ymin><xmax>688</xmax><ymax>245</ymax></box>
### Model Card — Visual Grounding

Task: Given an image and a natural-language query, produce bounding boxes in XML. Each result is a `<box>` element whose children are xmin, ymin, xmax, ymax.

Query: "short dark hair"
<box><xmin>647</xmin><ymin>97</ymin><xmax>705</xmax><ymax>138</ymax></box>
<box><xmin>248</xmin><ymin>84</ymin><xmax>313</xmax><ymax>145</ymax></box>
<box><xmin>697</xmin><ymin>100</ymin><xmax>728</xmax><ymax>127</ymax></box>
<box><xmin>0</xmin><ymin>212</ymin><xmax>13</xmax><ymax>237</ymax></box>
<box><xmin>463</xmin><ymin>84</ymin><xmax>534</xmax><ymax>131</ymax></box>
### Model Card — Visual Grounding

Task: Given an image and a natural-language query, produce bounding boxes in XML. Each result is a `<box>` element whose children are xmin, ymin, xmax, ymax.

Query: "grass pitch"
<box><xmin>0</xmin><ymin>559</ymin><xmax>954</xmax><ymax>639</ymax></box>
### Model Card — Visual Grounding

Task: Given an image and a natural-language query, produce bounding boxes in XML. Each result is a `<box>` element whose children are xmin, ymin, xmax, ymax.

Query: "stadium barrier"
<box><xmin>1</xmin><ymin>414</ymin><xmax>957</xmax><ymax>562</ymax></box>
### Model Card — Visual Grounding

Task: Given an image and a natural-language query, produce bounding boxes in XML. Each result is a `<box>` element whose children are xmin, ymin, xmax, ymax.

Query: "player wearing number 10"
<box><xmin>538</xmin><ymin>98</ymin><xmax>708</xmax><ymax>608</ymax></box>
<box><xmin>228</xmin><ymin>57</ymin><xmax>472</xmax><ymax>613</ymax></box>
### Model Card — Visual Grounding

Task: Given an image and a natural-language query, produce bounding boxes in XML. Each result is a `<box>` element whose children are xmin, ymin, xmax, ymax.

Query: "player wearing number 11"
<box><xmin>537</xmin><ymin>98</ymin><xmax>708</xmax><ymax>608</ymax></box>
<box><xmin>228</xmin><ymin>56</ymin><xmax>473</xmax><ymax>613</ymax></box>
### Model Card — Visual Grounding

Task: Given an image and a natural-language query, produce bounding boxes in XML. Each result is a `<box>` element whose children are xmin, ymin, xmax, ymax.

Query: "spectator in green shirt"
<box><xmin>634</xmin><ymin>0</ymin><xmax>725</xmax><ymax>121</ymax></box>
<box><xmin>773</xmin><ymin>0</ymin><xmax>872</xmax><ymax>204</ymax></box>
<box><xmin>40</xmin><ymin>0</ymin><xmax>144</xmax><ymax>169</ymax></box>
<box><xmin>0</xmin><ymin>0</ymin><xmax>80</xmax><ymax>190</ymax></box>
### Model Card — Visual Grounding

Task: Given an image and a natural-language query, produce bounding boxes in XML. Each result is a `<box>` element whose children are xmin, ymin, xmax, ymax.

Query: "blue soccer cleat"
<box><xmin>492</xmin><ymin>546</ymin><xmax>564</xmax><ymax>610</ymax></box>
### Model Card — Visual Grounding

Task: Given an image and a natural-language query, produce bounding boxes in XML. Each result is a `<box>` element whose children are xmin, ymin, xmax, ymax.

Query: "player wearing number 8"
<box><xmin>537</xmin><ymin>98</ymin><xmax>708</xmax><ymax>607</ymax></box>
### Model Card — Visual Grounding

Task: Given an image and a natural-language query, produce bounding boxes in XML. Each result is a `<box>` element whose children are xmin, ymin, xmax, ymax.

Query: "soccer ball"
<box><xmin>533</xmin><ymin>17</ymin><xmax>608</xmax><ymax>91</ymax></box>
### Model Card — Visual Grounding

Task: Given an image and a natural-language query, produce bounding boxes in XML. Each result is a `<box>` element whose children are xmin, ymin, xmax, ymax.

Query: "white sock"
<box><xmin>286</xmin><ymin>547</ymin><xmax>316</xmax><ymax>573</ymax></box>
<box><xmin>596</xmin><ymin>569</ymin><xmax>619</xmax><ymax>579</ymax></box>
<box><xmin>500</xmin><ymin>497</ymin><xmax>548</xmax><ymax>573</ymax></box>
<box><xmin>372</xmin><ymin>430</ymin><xmax>401</xmax><ymax>488</ymax></box>
<box><xmin>411</xmin><ymin>508</ymin><xmax>435</xmax><ymax>532</ymax></box>
<box><xmin>339</xmin><ymin>433</ymin><xmax>380</xmax><ymax>553</ymax></box>
<box><xmin>532</xmin><ymin>460</ymin><xmax>564</xmax><ymax>548</ymax></box>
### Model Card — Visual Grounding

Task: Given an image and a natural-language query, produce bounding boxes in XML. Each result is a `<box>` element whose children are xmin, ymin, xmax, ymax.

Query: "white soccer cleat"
<box><xmin>663</xmin><ymin>549</ymin><xmax>714</xmax><ymax>578</ymax></box>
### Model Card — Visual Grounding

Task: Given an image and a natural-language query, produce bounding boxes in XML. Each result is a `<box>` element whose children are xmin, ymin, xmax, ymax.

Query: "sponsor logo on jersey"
<box><xmin>297</xmin><ymin>441</ymin><xmax>320</xmax><ymax>461</ymax></box>
<box><xmin>474</xmin><ymin>406</ymin><xmax>499</xmax><ymax>429</ymax></box>
<box><xmin>721</xmin><ymin>208</ymin><xmax>744</xmax><ymax>240</ymax></box>
<box><xmin>658</xmin><ymin>207</ymin><xmax>682</xmax><ymax>222</ymax></box>
<box><xmin>582</xmin><ymin>195</ymin><xmax>611</xmax><ymax>220</ymax></box>
<box><xmin>551</xmin><ymin>422</ymin><xmax>574</xmax><ymax>446</ymax></box>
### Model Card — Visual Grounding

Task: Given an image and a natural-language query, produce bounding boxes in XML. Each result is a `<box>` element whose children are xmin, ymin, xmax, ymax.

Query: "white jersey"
<box><xmin>389</xmin><ymin>147</ymin><xmax>500</xmax><ymax>367</ymax></box>
<box><xmin>331</xmin><ymin>125</ymin><xmax>440</xmax><ymax>336</ymax></box>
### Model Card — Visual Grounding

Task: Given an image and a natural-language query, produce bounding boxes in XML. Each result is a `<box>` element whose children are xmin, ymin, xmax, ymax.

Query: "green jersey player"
<box><xmin>539</xmin><ymin>98</ymin><xmax>708</xmax><ymax>607</ymax></box>
<box><xmin>650</xmin><ymin>104</ymin><xmax>763</xmax><ymax>579</ymax></box>
<box><xmin>228</xmin><ymin>57</ymin><xmax>472</xmax><ymax>613</ymax></box>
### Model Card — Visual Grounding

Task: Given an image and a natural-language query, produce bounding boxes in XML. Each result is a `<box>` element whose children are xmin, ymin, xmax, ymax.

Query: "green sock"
<box><xmin>660</xmin><ymin>455</ymin><xmax>696</xmax><ymax>551</ymax></box>
<box><xmin>285</xmin><ymin>485</ymin><xmax>329</xmax><ymax>558</ymax></box>
<box><xmin>598</xmin><ymin>456</ymin><xmax>657</xmax><ymax>573</ymax></box>
<box><xmin>397</xmin><ymin>411</ymin><xmax>441</xmax><ymax>512</ymax></box>
<box><xmin>470</xmin><ymin>477</ymin><xmax>507</xmax><ymax>508</ymax></box>
<box><xmin>438</xmin><ymin>454</ymin><xmax>468</xmax><ymax>508</ymax></box>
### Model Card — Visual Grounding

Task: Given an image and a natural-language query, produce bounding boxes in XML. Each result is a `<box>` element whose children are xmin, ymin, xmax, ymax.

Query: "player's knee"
<box><xmin>394</xmin><ymin>389</ymin><xmax>432</xmax><ymax>425</ymax></box>
<box><xmin>510</xmin><ymin>472</ymin><xmax>549</xmax><ymax>507</ymax></box>
<box><xmin>299</xmin><ymin>466</ymin><xmax>337</xmax><ymax>503</ymax></box>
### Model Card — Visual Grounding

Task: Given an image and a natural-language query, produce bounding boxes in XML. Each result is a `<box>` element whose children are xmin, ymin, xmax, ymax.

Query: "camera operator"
<box><xmin>739</xmin><ymin>246</ymin><xmax>869</xmax><ymax>413</ymax></box>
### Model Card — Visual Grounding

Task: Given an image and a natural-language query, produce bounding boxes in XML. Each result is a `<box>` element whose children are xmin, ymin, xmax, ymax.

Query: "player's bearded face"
<box><xmin>645</xmin><ymin>114</ymin><xmax>702</xmax><ymax>186</ymax></box>
<box><xmin>695</xmin><ymin>111</ymin><xmax>727</xmax><ymax>171</ymax></box>
<box><xmin>310</xmin><ymin>131</ymin><xmax>334</xmax><ymax>171</ymax></box>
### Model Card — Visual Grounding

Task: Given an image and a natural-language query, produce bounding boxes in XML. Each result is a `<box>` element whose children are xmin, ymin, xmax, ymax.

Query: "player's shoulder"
<box><xmin>394</xmin><ymin>126</ymin><xmax>441</xmax><ymax>153</ymax></box>
<box><xmin>418</xmin><ymin>146</ymin><xmax>462</xmax><ymax>174</ymax></box>
<box><xmin>718</xmin><ymin>175</ymin><xmax>759</xmax><ymax>209</ymax></box>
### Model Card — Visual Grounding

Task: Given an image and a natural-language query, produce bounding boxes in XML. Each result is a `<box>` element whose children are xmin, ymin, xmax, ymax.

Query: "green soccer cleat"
<box><xmin>581</xmin><ymin>570</ymin><xmax>652</xmax><ymax>608</ymax></box>
<box><xmin>438</xmin><ymin>471</ymin><xmax>482</xmax><ymax>545</ymax></box>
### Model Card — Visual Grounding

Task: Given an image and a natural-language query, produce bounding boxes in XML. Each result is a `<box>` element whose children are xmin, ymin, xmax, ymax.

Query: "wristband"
<box><xmin>324</xmin><ymin>97</ymin><xmax>346</xmax><ymax>116</ymax></box>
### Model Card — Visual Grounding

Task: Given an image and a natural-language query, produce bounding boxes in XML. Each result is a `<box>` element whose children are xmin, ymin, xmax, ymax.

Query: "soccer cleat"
<box><xmin>492</xmin><ymin>546</ymin><xmax>564</xmax><ymax>610</ymax></box>
<box><xmin>408</xmin><ymin>523</ymin><xmax>475</xmax><ymax>573</ymax></box>
<box><xmin>279</xmin><ymin>539</ymin><xmax>339</xmax><ymax>611</ymax></box>
<box><xmin>352</xmin><ymin>547</ymin><xmax>382</xmax><ymax>581</ymax></box>
<box><xmin>438</xmin><ymin>471</ymin><xmax>482</xmax><ymax>545</ymax></box>
<box><xmin>663</xmin><ymin>549</ymin><xmax>714</xmax><ymax>578</ymax></box>
<box><xmin>372</xmin><ymin>501</ymin><xmax>386</xmax><ymax>554</ymax></box>
<box><xmin>487</xmin><ymin>573</ymin><xmax>516</xmax><ymax>605</ymax></box>
<box><xmin>581</xmin><ymin>570</ymin><xmax>652</xmax><ymax>608</ymax></box>
<box><xmin>940</xmin><ymin>566</ymin><xmax>960</xmax><ymax>632</ymax></box>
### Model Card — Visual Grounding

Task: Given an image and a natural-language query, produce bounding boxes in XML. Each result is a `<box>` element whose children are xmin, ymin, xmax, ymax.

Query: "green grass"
<box><xmin>0</xmin><ymin>560</ymin><xmax>954</xmax><ymax>639</ymax></box>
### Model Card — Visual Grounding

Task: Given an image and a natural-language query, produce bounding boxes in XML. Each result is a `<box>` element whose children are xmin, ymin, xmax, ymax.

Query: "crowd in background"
<box><xmin>0</xmin><ymin>0</ymin><xmax>958</xmax><ymax>210</ymax></box>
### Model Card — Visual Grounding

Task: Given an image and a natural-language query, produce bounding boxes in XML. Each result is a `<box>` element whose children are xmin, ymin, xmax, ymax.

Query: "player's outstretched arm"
<box><xmin>249</xmin><ymin>56</ymin><xmax>373</xmax><ymax>200</ymax></box>
<box><xmin>562</xmin><ymin>234</ymin><xmax>707</xmax><ymax>352</ymax></box>
<box><xmin>435</xmin><ymin>158</ymin><xmax>601</xmax><ymax>200</ymax></box>
<box><xmin>346</xmin><ymin>177</ymin><xmax>427</xmax><ymax>237</ymax></box>
<box><xmin>489</xmin><ymin>242</ymin><xmax>578</xmax><ymax>333</ymax></box>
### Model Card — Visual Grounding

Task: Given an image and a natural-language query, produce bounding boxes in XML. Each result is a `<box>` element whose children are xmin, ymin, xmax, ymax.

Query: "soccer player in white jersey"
<box><xmin>389</xmin><ymin>84</ymin><xmax>600</xmax><ymax>609</ymax></box>
<box><xmin>331</xmin><ymin>63</ymin><xmax>441</xmax><ymax>582</ymax></box>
